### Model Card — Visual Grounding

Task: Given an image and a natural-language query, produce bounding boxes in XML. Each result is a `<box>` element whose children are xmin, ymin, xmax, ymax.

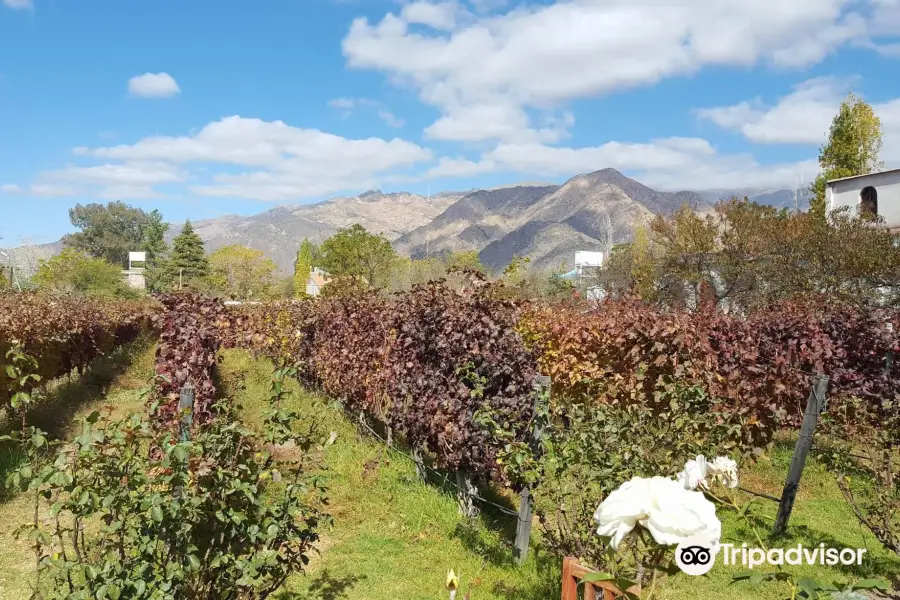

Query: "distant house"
<box><xmin>826</xmin><ymin>168</ymin><xmax>900</xmax><ymax>229</ymax></box>
<box><xmin>306</xmin><ymin>267</ymin><xmax>329</xmax><ymax>297</ymax></box>
<box><xmin>121</xmin><ymin>251</ymin><xmax>147</xmax><ymax>291</ymax></box>
<box><xmin>559</xmin><ymin>251</ymin><xmax>605</xmax><ymax>300</ymax></box>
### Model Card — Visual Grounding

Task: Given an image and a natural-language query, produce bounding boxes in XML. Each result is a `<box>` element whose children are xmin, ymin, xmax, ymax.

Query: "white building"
<box><xmin>574</xmin><ymin>251</ymin><xmax>604</xmax><ymax>276</ymax></box>
<box><xmin>306</xmin><ymin>267</ymin><xmax>329</xmax><ymax>297</ymax></box>
<box><xmin>826</xmin><ymin>168</ymin><xmax>900</xmax><ymax>229</ymax></box>
<box><xmin>121</xmin><ymin>251</ymin><xmax>147</xmax><ymax>291</ymax></box>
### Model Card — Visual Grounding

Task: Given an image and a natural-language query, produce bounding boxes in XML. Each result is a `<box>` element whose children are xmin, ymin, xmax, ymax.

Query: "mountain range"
<box><xmin>3</xmin><ymin>169</ymin><xmax>812</xmax><ymax>276</ymax></box>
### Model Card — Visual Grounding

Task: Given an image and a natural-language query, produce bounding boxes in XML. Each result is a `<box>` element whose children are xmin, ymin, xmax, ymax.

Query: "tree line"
<box><xmin>6</xmin><ymin>202</ymin><xmax>486</xmax><ymax>301</ymax></box>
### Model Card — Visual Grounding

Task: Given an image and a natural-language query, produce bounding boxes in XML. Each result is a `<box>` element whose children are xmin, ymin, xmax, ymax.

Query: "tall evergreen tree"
<box><xmin>166</xmin><ymin>220</ymin><xmax>208</xmax><ymax>289</ymax></box>
<box><xmin>141</xmin><ymin>209</ymin><xmax>170</xmax><ymax>292</ymax></box>
<box><xmin>810</xmin><ymin>92</ymin><xmax>884</xmax><ymax>218</ymax></box>
<box><xmin>293</xmin><ymin>239</ymin><xmax>316</xmax><ymax>298</ymax></box>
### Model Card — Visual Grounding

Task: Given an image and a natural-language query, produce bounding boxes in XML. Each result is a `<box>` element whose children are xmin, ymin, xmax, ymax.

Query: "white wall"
<box><xmin>827</xmin><ymin>170</ymin><xmax>900</xmax><ymax>228</ymax></box>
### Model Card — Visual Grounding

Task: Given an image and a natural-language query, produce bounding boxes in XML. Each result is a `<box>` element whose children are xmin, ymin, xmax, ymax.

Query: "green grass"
<box><xmin>218</xmin><ymin>349</ymin><xmax>557</xmax><ymax>600</ymax></box>
<box><xmin>218</xmin><ymin>349</ymin><xmax>900</xmax><ymax>600</ymax></box>
<box><xmin>1</xmin><ymin>345</ymin><xmax>897</xmax><ymax>600</ymax></box>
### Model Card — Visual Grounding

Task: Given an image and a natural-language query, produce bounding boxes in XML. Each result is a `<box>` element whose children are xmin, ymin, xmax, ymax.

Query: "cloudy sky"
<box><xmin>1</xmin><ymin>0</ymin><xmax>899</xmax><ymax>243</ymax></box>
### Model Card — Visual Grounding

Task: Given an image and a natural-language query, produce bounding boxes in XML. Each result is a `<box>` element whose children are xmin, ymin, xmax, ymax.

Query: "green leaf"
<box><xmin>580</xmin><ymin>572</ymin><xmax>615</xmax><ymax>584</ymax></box>
<box><xmin>150</xmin><ymin>506</ymin><xmax>163</xmax><ymax>523</ymax></box>
<box><xmin>851</xmin><ymin>579</ymin><xmax>889</xmax><ymax>591</ymax></box>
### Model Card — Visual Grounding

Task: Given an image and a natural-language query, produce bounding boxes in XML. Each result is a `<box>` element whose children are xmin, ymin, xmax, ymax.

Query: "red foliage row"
<box><xmin>524</xmin><ymin>297</ymin><xmax>900</xmax><ymax>449</ymax></box>
<box><xmin>223</xmin><ymin>275</ymin><xmax>539</xmax><ymax>483</ymax></box>
<box><xmin>0</xmin><ymin>293</ymin><xmax>156</xmax><ymax>405</ymax></box>
<box><xmin>152</xmin><ymin>293</ymin><xmax>226</xmax><ymax>429</ymax></box>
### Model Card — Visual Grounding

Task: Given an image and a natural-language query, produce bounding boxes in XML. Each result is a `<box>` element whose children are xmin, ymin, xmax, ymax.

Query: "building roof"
<box><xmin>826</xmin><ymin>167</ymin><xmax>900</xmax><ymax>185</ymax></box>
<box><xmin>308</xmin><ymin>270</ymin><xmax>329</xmax><ymax>288</ymax></box>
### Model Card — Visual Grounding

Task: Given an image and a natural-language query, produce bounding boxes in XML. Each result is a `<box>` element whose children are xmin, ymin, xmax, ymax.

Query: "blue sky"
<box><xmin>1</xmin><ymin>0</ymin><xmax>899</xmax><ymax>244</ymax></box>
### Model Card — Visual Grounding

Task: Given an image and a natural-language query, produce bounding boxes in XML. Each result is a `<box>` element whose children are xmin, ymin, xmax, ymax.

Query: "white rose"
<box><xmin>709</xmin><ymin>456</ymin><xmax>739</xmax><ymax>489</ymax></box>
<box><xmin>594</xmin><ymin>476</ymin><xmax>721</xmax><ymax>549</ymax></box>
<box><xmin>676</xmin><ymin>455</ymin><xmax>709</xmax><ymax>490</ymax></box>
<box><xmin>594</xmin><ymin>477</ymin><xmax>651</xmax><ymax>549</ymax></box>
<box><xmin>641</xmin><ymin>477</ymin><xmax>721</xmax><ymax>547</ymax></box>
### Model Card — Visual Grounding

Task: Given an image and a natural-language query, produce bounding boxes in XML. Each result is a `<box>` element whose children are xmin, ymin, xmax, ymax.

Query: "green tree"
<box><xmin>207</xmin><ymin>245</ymin><xmax>277</xmax><ymax>300</ymax></box>
<box><xmin>166</xmin><ymin>220</ymin><xmax>209</xmax><ymax>289</ymax></box>
<box><xmin>33</xmin><ymin>248</ymin><xmax>137</xmax><ymax>298</ymax></box>
<box><xmin>630</xmin><ymin>225</ymin><xmax>658</xmax><ymax>301</ymax></box>
<box><xmin>293</xmin><ymin>239</ymin><xmax>317</xmax><ymax>298</ymax></box>
<box><xmin>64</xmin><ymin>201</ymin><xmax>153</xmax><ymax>267</ymax></box>
<box><xmin>141</xmin><ymin>209</ymin><xmax>170</xmax><ymax>292</ymax></box>
<box><xmin>443</xmin><ymin>250</ymin><xmax>485</xmax><ymax>273</ymax></box>
<box><xmin>318</xmin><ymin>224</ymin><xmax>397</xmax><ymax>289</ymax></box>
<box><xmin>810</xmin><ymin>92</ymin><xmax>884</xmax><ymax>217</ymax></box>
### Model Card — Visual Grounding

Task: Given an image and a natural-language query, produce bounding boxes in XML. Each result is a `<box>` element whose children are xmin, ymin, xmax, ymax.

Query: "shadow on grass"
<box><xmin>21</xmin><ymin>335</ymin><xmax>154</xmax><ymax>439</ymax></box>
<box><xmin>277</xmin><ymin>570</ymin><xmax>365</xmax><ymax>600</ymax></box>
<box><xmin>0</xmin><ymin>335</ymin><xmax>154</xmax><ymax>498</ymax></box>
<box><xmin>489</xmin><ymin>547</ymin><xmax>562</xmax><ymax>600</ymax></box>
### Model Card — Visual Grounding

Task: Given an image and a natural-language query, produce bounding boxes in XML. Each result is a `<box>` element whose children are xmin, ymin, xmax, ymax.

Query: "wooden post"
<box><xmin>412</xmin><ymin>447</ymin><xmax>426</xmax><ymax>482</ymax></box>
<box><xmin>773</xmin><ymin>374</ymin><xmax>828</xmax><ymax>535</ymax></box>
<box><xmin>513</xmin><ymin>374</ymin><xmax>551</xmax><ymax>565</ymax></box>
<box><xmin>174</xmin><ymin>383</ymin><xmax>195</xmax><ymax>499</ymax></box>
<box><xmin>514</xmin><ymin>486</ymin><xmax>534</xmax><ymax>565</ymax></box>
<box><xmin>178</xmin><ymin>382</ymin><xmax>194</xmax><ymax>442</ymax></box>
<box><xmin>455</xmin><ymin>470</ymin><xmax>478</xmax><ymax>520</ymax></box>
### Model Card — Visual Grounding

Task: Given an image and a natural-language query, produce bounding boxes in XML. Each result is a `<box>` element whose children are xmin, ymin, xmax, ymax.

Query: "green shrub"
<box><xmin>528</xmin><ymin>382</ymin><xmax>750</xmax><ymax>572</ymax></box>
<box><xmin>3</xmin><ymin>390</ymin><xmax>328</xmax><ymax>599</ymax></box>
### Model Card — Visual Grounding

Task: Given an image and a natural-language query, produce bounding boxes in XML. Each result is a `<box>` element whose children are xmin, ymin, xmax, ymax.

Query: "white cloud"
<box><xmin>328</xmin><ymin>97</ymin><xmax>406</xmax><ymax>127</ymax></box>
<box><xmin>696</xmin><ymin>77</ymin><xmax>856</xmax><ymax>144</ymax></box>
<box><xmin>127</xmin><ymin>72</ymin><xmax>181</xmax><ymax>98</ymax></box>
<box><xmin>0</xmin><ymin>184</ymin><xmax>22</xmax><ymax>193</ymax></box>
<box><xmin>29</xmin><ymin>184</ymin><xmax>78</xmax><ymax>197</ymax></box>
<box><xmin>425</xmin><ymin>156</ymin><xmax>498</xmax><ymax>178</ymax></box>
<box><xmin>419</xmin><ymin>135</ymin><xmax>815</xmax><ymax>192</ymax></box>
<box><xmin>400</xmin><ymin>1</ymin><xmax>460</xmax><ymax>30</ymax></box>
<box><xmin>61</xmin><ymin>116</ymin><xmax>432</xmax><ymax>201</ymax></box>
<box><xmin>696</xmin><ymin>77</ymin><xmax>900</xmax><ymax>164</ymax></box>
<box><xmin>2</xmin><ymin>0</ymin><xmax>33</xmax><ymax>10</ymax></box>
<box><xmin>343</xmin><ymin>0</ymin><xmax>891</xmax><ymax>143</ymax></box>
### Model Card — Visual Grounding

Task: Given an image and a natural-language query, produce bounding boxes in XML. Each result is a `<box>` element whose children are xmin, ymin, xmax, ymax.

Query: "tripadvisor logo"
<box><xmin>675</xmin><ymin>536</ymin><xmax>718</xmax><ymax>576</ymax></box>
<box><xmin>675</xmin><ymin>538</ymin><xmax>868</xmax><ymax>576</ymax></box>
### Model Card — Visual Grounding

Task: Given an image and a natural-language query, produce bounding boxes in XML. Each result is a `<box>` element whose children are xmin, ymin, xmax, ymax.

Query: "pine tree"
<box><xmin>142</xmin><ymin>209</ymin><xmax>170</xmax><ymax>292</ymax></box>
<box><xmin>293</xmin><ymin>239</ymin><xmax>316</xmax><ymax>298</ymax></box>
<box><xmin>166</xmin><ymin>220</ymin><xmax>209</xmax><ymax>289</ymax></box>
<box><xmin>809</xmin><ymin>92</ymin><xmax>884</xmax><ymax>218</ymax></box>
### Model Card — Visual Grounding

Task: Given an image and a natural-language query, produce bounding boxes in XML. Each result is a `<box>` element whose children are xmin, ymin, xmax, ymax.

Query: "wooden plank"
<box><xmin>560</xmin><ymin>557</ymin><xmax>632</xmax><ymax>600</ymax></box>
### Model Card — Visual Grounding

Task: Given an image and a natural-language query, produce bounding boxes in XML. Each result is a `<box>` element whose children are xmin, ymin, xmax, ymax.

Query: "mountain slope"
<box><xmin>168</xmin><ymin>190</ymin><xmax>462</xmax><ymax>272</ymax></box>
<box><xmin>479</xmin><ymin>171</ymin><xmax>664</xmax><ymax>271</ymax></box>
<box><xmin>394</xmin><ymin>185</ymin><xmax>559</xmax><ymax>259</ymax></box>
<box><xmin>395</xmin><ymin>169</ymin><xmax>708</xmax><ymax>273</ymax></box>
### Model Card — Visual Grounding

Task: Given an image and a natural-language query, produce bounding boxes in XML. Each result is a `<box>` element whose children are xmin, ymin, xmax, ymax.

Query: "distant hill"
<box><xmin>4</xmin><ymin>175</ymin><xmax>813</xmax><ymax>276</ymax></box>
<box><xmin>399</xmin><ymin>168</ymin><xmax>709</xmax><ymax>272</ymax></box>
<box><xmin>165</xmin><ymin>190</ymin><xmax>464</xmax><ymax>273</ymax></box>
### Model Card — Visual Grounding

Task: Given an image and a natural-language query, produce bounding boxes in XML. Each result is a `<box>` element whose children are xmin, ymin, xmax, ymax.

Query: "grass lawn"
<box><xmin>218</xmin><ymin>350</ymin><xmax>900</xmax><ymax>600</ymax></box>
<box><xmin>0</xmin><ymin>344</ymin><xmax>897</xmax><ymax>600</ymax></box>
